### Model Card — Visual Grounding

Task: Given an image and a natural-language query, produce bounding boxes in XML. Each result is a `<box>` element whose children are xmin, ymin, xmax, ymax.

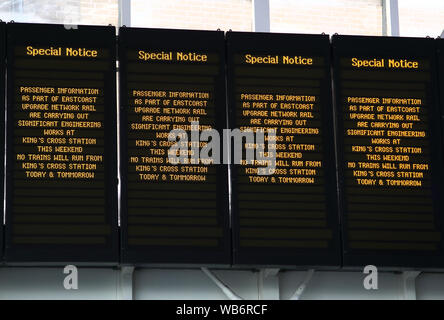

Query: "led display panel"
<box><xmin>333</xmin><ymin>35</ymin><xmax>444</xmax><ymax>268</ymax></box>
<box><xmin>227</xmin><ymin>32</ymin><xmax>340</xmax><ymax>267</ymax></box>
<box><xmin>5</xmin><ymin>23</ymin><xmax>118</xmax><ymax>264</ymax></box>
<box><xmin>119</xmin><ymin>28</ymin><xmax>230</xmax><ymax>265</ymax></box>
<box><xmin>438</xmin><ymin>39</ymin><xmax>444</xmax><ymax>155</ymax></box>
<box><xmin>0</xmin><ymin>22</ymin><xmax>5</xmax><ymax>261</ymax></box>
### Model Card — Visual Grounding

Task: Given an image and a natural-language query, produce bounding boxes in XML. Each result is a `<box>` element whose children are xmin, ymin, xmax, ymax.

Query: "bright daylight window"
<box><xmin>270</xmin><ymin>0</ymin><xmax>383</xmax><ymax>36</ymax></box>
<box><xmin>398</xmin><ymin>0</ymin><xmax>444</xmax><ymax>37</ymax></box>
<box><xmin>131</xmin><ymin>0</ymin><xmax>253</xmax><ymax>31</ymax></box>
<box><xmin>0</xmin><ymin>0</ymin><xmax>118</xmax><ymax>26</ymax></box>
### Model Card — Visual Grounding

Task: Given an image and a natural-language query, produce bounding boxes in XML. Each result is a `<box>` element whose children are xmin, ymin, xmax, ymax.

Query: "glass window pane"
<box><xmin>131</xmin><ymin>0</ymin><xmax>253</xmax><ymax>31</ymax></box>
<box><xmin>399</xmin><ymin>0</ymin><xmax>444</xmax><ymax>37</ymax></box>
<box><xmin>270</xmin><ymin>0</ymin><xmax>383</xmax><ymax>36</ymax></box>
<box><xmin>0</xmin><ymin>0</ymin><xmax>118</xmax><ymax>26</ymax></box>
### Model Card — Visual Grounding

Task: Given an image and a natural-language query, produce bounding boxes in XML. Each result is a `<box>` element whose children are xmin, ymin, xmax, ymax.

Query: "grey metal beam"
<box><xmin>389</xmin><ymin>0</ymin><xmax>400</xmax><ymax>36</ymax></box>
<box><xmin>253</xmin><ymin>0</ymin><xmax>270</xmax><ymax>32</ymax></box>
<box><xmin>119</xmin><ymin>0</ymin><xmax>131</xmax><ymax>27</ymax></box>
<box><xmin>382</xmin><ymin>0</ymin><xmax>388</xmax><ymax>36</ymax></box>
<box><xmin>11</xmin><ymin>0</ymin><xmax>24</xmax><ymax>13</ymax></box>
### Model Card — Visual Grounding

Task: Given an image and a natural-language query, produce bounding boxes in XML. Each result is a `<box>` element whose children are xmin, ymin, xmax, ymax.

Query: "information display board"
<box><xmin>5</xmin><ymin>23</ymin><xmax>118</xmax><ymax>263</ymax></box>
<box><xmin>227</xmin><ymin>32</ymin><xmax>340</xmax><ymax>267</ymax></box>
<box><xmin>0</xmin><ymin>22</ymin><xmax>5</xmax><ymax>261</ymax></box>
<box><xmin>119</xmin><ymin>28</ymin><xmax>230</xmax><ymax>264</ymax></box>
<box><xmin>333</xmin><ymin>35</ymin><xmax>444</xmax><ymax>268</ymax></box>
<box><xmin>438</xmin><ymin>39</ymin><xmax>444</xmax><ymax>150</ymax></box>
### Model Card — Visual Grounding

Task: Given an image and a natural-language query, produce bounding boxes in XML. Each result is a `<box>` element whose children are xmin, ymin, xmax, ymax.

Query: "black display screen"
<box><xmin>227</xmin><ymin>32</ymin><xmax>340</xmax><ymax>267</ymax></box>
<box><xmin>5</xmin><ymin>23</ymin><xmax>118</xmax><ymax>264</ymax></box>
<box><xmin>119</xmin><ymin>28</ymin><xmax>230</xmax><ymax>265</ymax></box>
<box><xmin>0</xmin><ymin>22</ymin><xmax>5</xmax><ymax>261</ymax></box>
<box><xmin>438</xmin><ymin>39</ymin><xmax>444</xmax><ymax>158</ymax></box>
<box><xmin>333</xmin><ymin>35</ymin><xmax>444</xmax><ymax>269</ymax></box>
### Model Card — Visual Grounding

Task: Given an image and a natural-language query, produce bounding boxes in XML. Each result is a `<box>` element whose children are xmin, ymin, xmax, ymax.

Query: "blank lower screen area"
<box><xmin>5</xmin><ymin>23</ymin><xmax>117</xmax><ymax>263</ymax></box>
<box><xmin>228</xmin><ymin>32</ymin><xmax>340</xmax><ymax>267</ymax></box>
<box><xmin>119</xmin><ymin>28</ymin><xmax>229</xmax><ymax>264</ymax></box>
<box><xmin>333</xmin><ymin>35</ymin><xmax>444</xmax><ymax>268</ymax></box>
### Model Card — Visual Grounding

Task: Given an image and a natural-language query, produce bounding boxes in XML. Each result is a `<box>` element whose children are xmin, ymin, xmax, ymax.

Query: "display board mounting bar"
<box><xmin>202</xmin><ymin>267</ymin><xmax>243</xmax><ymax>300</ymax></box>
<box><xmin>402</xmin><ymin>271</ymin><xmax>421</xmax><ymax>300</ymax></box>
<box><xmin>118</xmin><ymin>266</ymin><xmax>135</xmax><ymax>300</ymax></box>
<box><xmin>289</xmin><ymin>269</ymin><xmax>315</xmax><ymax>300</ymax></box>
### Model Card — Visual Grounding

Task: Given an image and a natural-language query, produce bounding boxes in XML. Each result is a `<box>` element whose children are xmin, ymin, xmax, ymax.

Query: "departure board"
<box><xmin>227</xmin><ymin>32</ymin><xmax>340</xmax><ymax>267</ymax></box>
<box><xmin>5</xmin><ymin>23</ymin><xmax>118</xmax><ymax>263</ymax></box>
<box><xmin>0</xmin><ymin>22</ymin><xmax>5</xmax><ymax>261</ymax></box>
<box><xmin>439</xmin><ymin>40</ymin><xmax>444</xmax><ymax>148</ymax></box>
<box><xmin>119</xmin><ymin>28</ymin><xmax>230</xmax><ymax>265</ymax></box>
<box><xmin>333</xmin><ymin>35</ymin><xmax>444</xmax><ymax>268</ymax></box>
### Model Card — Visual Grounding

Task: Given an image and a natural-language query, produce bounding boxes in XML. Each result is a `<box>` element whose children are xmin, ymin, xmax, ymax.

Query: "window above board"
<box><xmin>1</xmin><ymin>1</ymin><xmax>443</xmax><ymax>38</ymax></box>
